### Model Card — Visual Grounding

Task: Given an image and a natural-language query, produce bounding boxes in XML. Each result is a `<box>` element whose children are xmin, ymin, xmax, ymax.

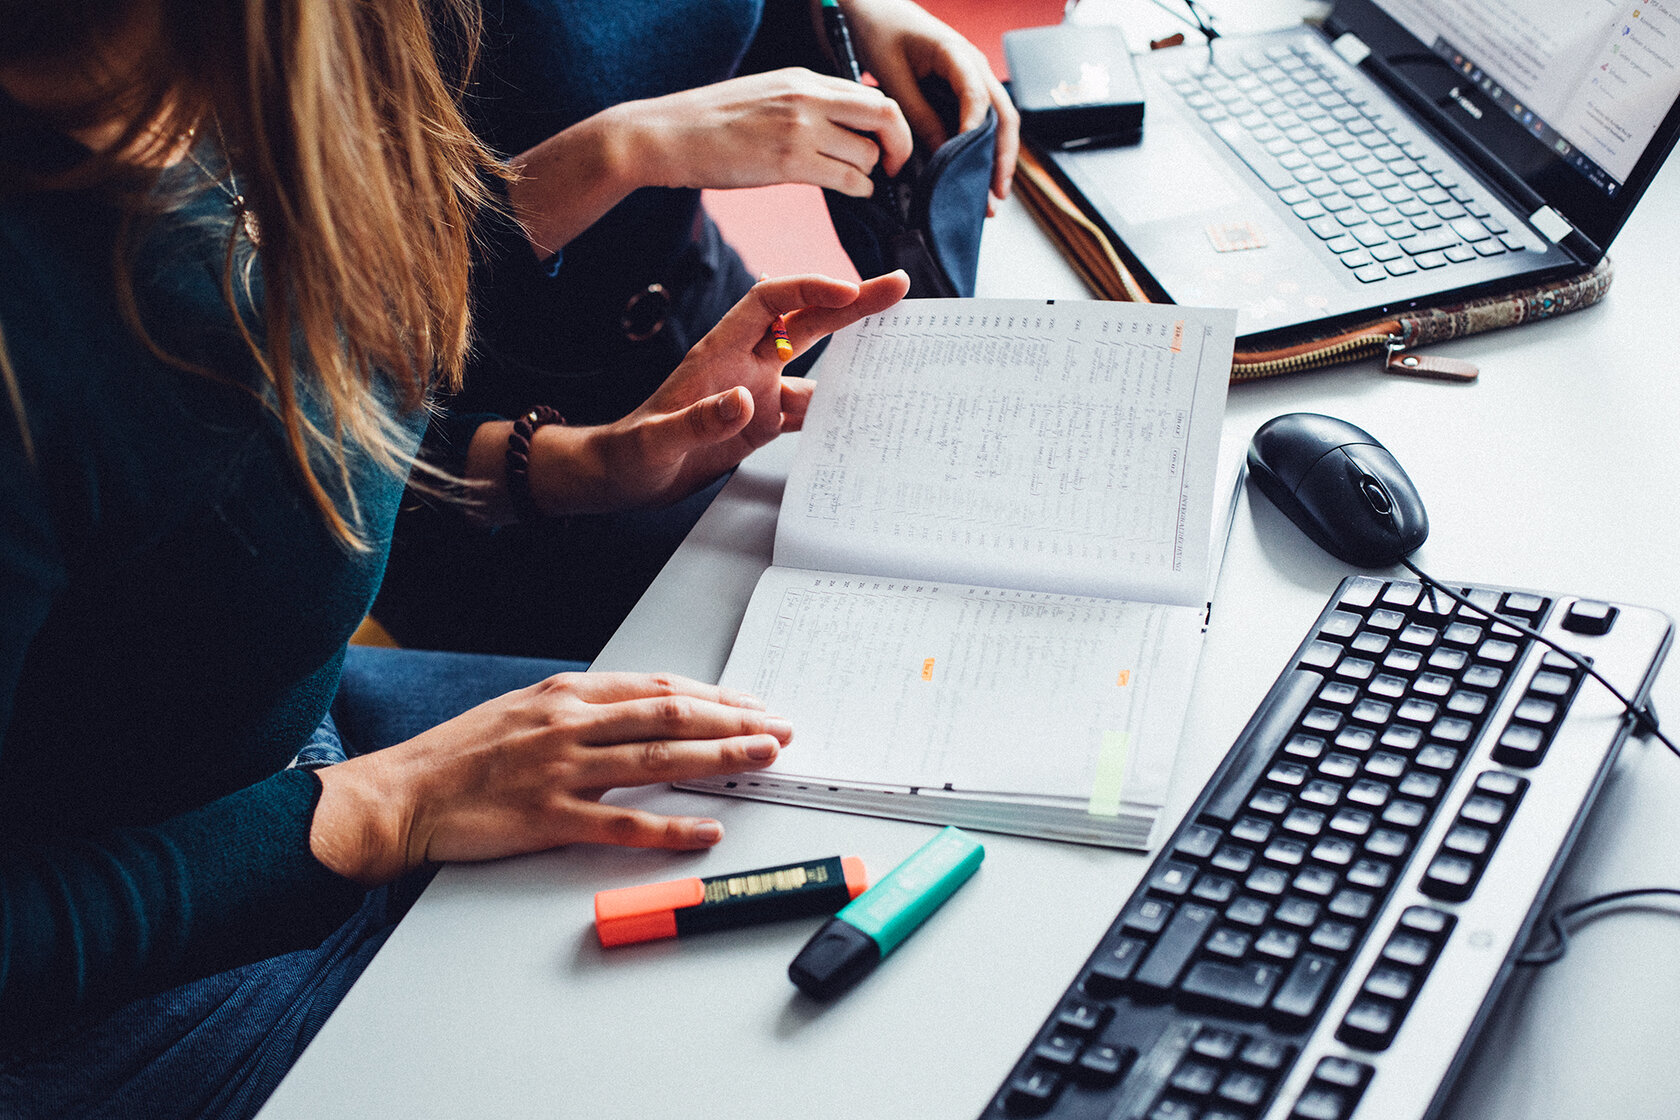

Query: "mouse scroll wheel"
<box><xmin>1359</xmin><ymin>474</ymin><xmax>1393</xmax><ymax>516</ymax></box>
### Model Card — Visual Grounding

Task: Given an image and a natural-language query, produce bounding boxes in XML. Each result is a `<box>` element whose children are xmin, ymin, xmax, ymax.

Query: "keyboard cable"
<box><xmin>1515</xmin><ymin>886</ymin><xmax>1680</xmax><ymax>966</ymax></box>
<box><xmin>1400</xmin><ymin>559</ymin><xmax>1676</xmax><ymax>759</ymax></box>
<box><xmin>1396</xmin><ymin>559</ymin><xmax>1680</xmax><ymax>969</ymax></box>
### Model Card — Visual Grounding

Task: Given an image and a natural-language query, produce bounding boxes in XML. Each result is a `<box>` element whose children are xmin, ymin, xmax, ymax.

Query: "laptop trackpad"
<box><xmin>1077</xmin><ymin>106</ymin><xmax>1247</xmax><ymax>225</ymax></box>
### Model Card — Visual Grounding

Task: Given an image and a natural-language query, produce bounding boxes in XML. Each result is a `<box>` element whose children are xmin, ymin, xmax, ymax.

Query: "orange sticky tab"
<box><xmin>841</xmin><ymin>855</ymin><xmax>869</xmax><ymax>899</ymax></box>
<box><xmin>921</xmin><ymin>657</ymin><xmax>936</xmax><ymax>681</ymax></box>
<box><xmin>1116</xmin><ymin>670</ymin><xmax>1131</xmax><ymax>686</ymax></box>
<box><xmin>594</xmin><ymin>877</ymin><xmax>705</xmax><ymax>947</ymax></box>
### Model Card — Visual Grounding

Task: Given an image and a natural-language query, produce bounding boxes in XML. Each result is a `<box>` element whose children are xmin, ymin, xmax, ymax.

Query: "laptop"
<box><xmin>1046</xmin><ymin>0</ymin><xmax>1680</xmax><ymax>343</ymax></box>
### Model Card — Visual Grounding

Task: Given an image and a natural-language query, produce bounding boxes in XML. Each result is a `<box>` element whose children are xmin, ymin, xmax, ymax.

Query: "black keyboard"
<box><xmin>1157</xmin><ymin>42</ymin><xmax>1541</xmax><ymax>284</ymax></box>
<box><xmin>981</xmin><ymin>576</ymin><xmax>1671</xmax><ymax>1120</ymax></box>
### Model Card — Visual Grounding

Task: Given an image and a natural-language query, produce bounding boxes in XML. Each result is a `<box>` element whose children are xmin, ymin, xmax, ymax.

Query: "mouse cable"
<box><xmin>1515</xmin><ymin>886</ymin><xmax>1680</xmax><ymax>966</ymax></box>
<box><xmin>1399</xmin><ymin>559</ymin><xmax>1677</xmax><ymax>759</ymax></box>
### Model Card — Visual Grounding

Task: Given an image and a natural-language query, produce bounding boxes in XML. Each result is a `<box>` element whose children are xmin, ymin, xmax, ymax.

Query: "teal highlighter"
<box><xmin>788</xmin><ymin>826</ymin><xmax>984</xmax><ymax>999</ymax></box>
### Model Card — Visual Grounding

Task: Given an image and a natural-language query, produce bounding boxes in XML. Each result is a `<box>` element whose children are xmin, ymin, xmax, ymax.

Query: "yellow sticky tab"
<box><xmin>1088</xmin><ymin>730</ymin><xmax>1130</xmax><ymax>817</ymax></box>
<box><xmin>921</xmin><ymin>658</ymin><xmax>936</xmax><ymax>681</ymax></box>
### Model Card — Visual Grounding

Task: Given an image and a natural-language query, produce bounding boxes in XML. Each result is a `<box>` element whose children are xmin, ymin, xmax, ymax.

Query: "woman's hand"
<box><xmin>483</xmin><ymin>270</ymin><xmax>908</xmax><ymax>519</ymax></box>
<box><xmin>835</xmin><ymin>0</ymin><xmax>1021</xmax><ymax>212</ymax></box>
<box><xmin>311</xmin><ymin>672</ymin><xmax>791</xmax><ymax>884</ymax></box>
<box><xmin>508</xmin><ymin>68</ymin><xmax>912</xmax><ymax>257</ymax></box>
<box><xmin>622</xmin><ymin>68</ymin><xmax>915</xmax><ymax>197</ymax></box>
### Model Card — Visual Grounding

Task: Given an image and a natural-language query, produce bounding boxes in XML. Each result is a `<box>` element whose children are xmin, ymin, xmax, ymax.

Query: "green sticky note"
<box><xmin>1088</xmin><ymin>729</ymin><xmax>1130</xmax><ymax>817</ymax></box>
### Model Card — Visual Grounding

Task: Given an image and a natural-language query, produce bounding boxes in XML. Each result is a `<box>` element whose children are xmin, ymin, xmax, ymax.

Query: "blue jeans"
<box><xmin>0</xmin><ymin>646</ymin><xmax>582</xmax><ymax>1120</ymax></box>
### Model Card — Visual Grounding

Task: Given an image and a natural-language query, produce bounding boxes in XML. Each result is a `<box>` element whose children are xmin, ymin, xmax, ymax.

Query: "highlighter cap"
<box><xmin>788</xmin><ymin>917</ymin><xmax>881</xmax><ymax>999</ymax></box>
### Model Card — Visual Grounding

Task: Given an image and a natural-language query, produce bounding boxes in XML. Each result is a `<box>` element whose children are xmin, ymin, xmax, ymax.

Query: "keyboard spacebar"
<box><xmin>1210</xmin><ymin>119</ymin><xmax>1297</xmax><ymax>192</ymax></box>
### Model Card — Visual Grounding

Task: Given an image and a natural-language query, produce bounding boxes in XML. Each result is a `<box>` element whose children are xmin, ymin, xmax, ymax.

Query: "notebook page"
<box><xmin>774</xmin><ymin>299</ymin><xmax>1236</xmax><ymax>606</ymax></box>
<box><xmin>719</xmin><ymin>567</ymin><xmax>1206</xmax><ymax>803</ymax></box>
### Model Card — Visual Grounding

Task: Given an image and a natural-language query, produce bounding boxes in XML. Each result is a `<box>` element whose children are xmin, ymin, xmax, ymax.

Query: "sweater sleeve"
<box><xmin>0</xmin><ymin>770</ymin><xmax>367</xmax><ymax>1041</ymax></box>
<box><xmin>0</xmin><ymin>419</ymin><xmax>365</xmax><ymax>1039</ymax></box>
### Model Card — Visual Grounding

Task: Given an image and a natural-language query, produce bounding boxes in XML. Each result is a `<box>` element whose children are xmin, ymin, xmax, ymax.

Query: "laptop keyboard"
<box><xmin>1158</xmin><ymin>43</ymin><xmax>1536</xmax><ymax>283</ymax></box>
<box><xmin>980</xmin><ymin>576</ymin><xmax>1670</xmax><ymax>1120</ymax></box>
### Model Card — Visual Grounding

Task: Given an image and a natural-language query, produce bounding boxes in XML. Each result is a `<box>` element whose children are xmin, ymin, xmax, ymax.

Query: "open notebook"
<box><xmin>677</xmin><ymin>299</ymin><xmax>1240</xmax><ymax>848</ymax></box>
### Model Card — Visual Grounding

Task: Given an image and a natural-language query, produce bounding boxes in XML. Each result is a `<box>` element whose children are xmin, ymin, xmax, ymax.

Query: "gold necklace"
<box><xmin>183</xmin><ymin>122</ymin><xmax>261</xmax><ymax>246</ymax></box>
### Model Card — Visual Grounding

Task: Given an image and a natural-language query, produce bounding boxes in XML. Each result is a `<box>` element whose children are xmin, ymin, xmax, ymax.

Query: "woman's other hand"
<box><xmin>837</xmin><ymin>0</ymin><xmax>1021</xmax><ymax>213</ymax></box>
<box><xmin>503</xmin><ymin>270</ymin><xmax>908</xmax><ymax>518</ymax></box>
<box><xmin>625</xmin><ymin>68</ymin><xmax>915</xmax><ymax>197</ymax></box>
<box><xmin>311</xmin><ymin>672</ymin><xmax>790</xmax><ymax>883</ymax></box>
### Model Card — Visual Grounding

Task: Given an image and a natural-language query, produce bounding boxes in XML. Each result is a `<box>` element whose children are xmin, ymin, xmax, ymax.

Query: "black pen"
<box><xmin>822</xmin><ymin>0</ymin><xmax>896</xmax><ymax>201</ymax></box>
<box><xmin>821</xmin><ymin>0</ymin><xmax>865</xmax><ymax>82</ymax></box>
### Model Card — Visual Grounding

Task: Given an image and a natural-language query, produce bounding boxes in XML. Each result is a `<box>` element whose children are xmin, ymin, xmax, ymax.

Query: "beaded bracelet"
<box><xmin>505</xmin><ymin>405</ymin><xmax>566</xmax><ymax>522</ymax></box>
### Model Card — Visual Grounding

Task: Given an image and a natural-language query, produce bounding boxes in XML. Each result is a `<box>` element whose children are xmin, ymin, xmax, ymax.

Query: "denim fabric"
<box><xmin>0</xmin><ymin>645</ymin><xmax>581</xmax><ymax>1120</ymax></box>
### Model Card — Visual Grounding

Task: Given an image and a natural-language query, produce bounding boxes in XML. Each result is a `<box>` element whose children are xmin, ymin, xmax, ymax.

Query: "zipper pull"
<box><xmin>1385</xmin><ymin>343</ymin><xmax>1479</xmax><ymax>382</ymax></box>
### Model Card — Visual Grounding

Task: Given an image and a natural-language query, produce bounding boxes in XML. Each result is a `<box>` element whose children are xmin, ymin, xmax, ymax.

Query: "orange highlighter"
<box><xmin>595</xmin><ymin>856</ymin><xmax>869</xmax><ymax>948</ymax></box>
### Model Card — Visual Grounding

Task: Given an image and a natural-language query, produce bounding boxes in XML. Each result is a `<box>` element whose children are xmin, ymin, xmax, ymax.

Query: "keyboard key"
<box><xmin>1192</xmin><ymin>875</ymin><xmax>1237</xmax><ymax>904</ymax></box>
<box><xmin>1363</xmin><ymin>964</ymin><xmax>1415</xmax><ymax>1001</ymax></box>
<box><xmin>1309</xmin><ymin>921</ymin><xmax>1358</xmax><ymax>953</ymax></box>
<box><xmin>1190</xmin><ymin>1026</ymin><xmax>1244</xmax><ymax>1062</ymax></box>
<box><xmin>1420</xmin><ymin>853</ymin><xmax>1479</xmax><ymax>901</ymax></box>
<box><xmin>1328</xmin><ymin>889</ymin><xmax>1374</xmax><ymax>920</ymax></box>
<box><xmin>1150</xmin><ymin>861</ymin><xmax>1199</xmax><ymax>897</ymax></box>
<box><xmin>1460</xmin><ymin>794</ymin><xmax>1511</xmax><ymax>826</ymax></box>
<box><xmin>1338</xmin><ymin>996</ymin><xmax>1399</xmax><ymax>1049</ymax></box>
<box><xmin>1123</xmin><ymin>898</ymin><xmax>1174</xmax><ymax>936</ymax></box>
<box><xmin>1217</xmin><ymin>1069</ymin><xmax>1271</xmax><ymax>1108</ymax></box>
<box><xmin>1003</xmin><ymin>1067</ymin><xmax>1063</xmax><ymax>1114</ymax></box>
<box><xmin>1180</xmin><ymin>959</ymin><xmax>1284</xmax><ymax>1013</ymax></box>
<box><xmin>1085</xmin><ymin>937</ymin><xmax>1147</xmax><ymax>996</ymax></box>
<box><xmin>1272</xmin><ymin>952</ymin><xmax>1338</xmax><ymax>1022</ymax></box>
<box><xmin>1207</xmin><ymin>927</ymin><xmax>1251</xmax><ymax>958</ymax></box>
<box><xmin>1177</xmin><ymin>823</ymin><xmax>1223</xmax><ymax>860</ymax></box>
<box><xmin>1275</xmin><ymin>896</ymin><xmax>1322</xmax><ymax>926</ymax></box>
<box><xmin>1213</xmin><ymin>846</ymin><xmax>1257</xmax><ymax>874</ymax></box>
<box><xmin>1169</xmin><ymin>1061</ymin><xmax>1221</xmax><ymax>1096</ymax></box>
<box><xmin>1034</xmin><ymin>1034</ymin><xmax>1083</xmax><ymax>1068</ymax></box>
<box><xmin>1256</xmin><ymin>928</ymin><xmax>1303</xmax><ymax>959</ymax></box>
<box><xmin>1134</xmin><ymin>903</ymin><xmax>1218</xmax><ymax>991</ymax></box>
<box><xmin>1057</xmin><ymin>998</ymin><xmax>1108</xmax><ymax>1037</ymax></box>
<box><xmin>1075</xmin><ymin>1043</ymin><xmax>1134</xmax><ymax>1087</ymax></box>
<box><xmin>1241</xmin><ymin>1037</ymin><xmax>1294</xmax><ymax>1071</ymax></box>
<box><xmin>1292</xmin><ymin>1088</ymin><xmax>1351</xmax><ymax>1120</ymax></box>
<box><xmin>1364</xmin><ymin>829</ymin><xmax>1410</xmax><ymax>859</ymax></box>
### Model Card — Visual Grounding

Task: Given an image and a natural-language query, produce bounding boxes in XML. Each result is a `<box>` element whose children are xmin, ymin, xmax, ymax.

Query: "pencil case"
<box><xmin>1011</xmin><ymin>144</ymin><xmax>1614</xmax><ymax>382</ymax></box>
<box><xmin>824</xmin><ymin>77</ymin><xmax>996</xmax><ymax>298</ymax></box>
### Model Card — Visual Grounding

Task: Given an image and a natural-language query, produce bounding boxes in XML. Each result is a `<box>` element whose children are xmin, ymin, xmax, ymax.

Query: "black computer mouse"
<box><xmin>1247</xmin><ymin>413</ymin><xmax>1429</xmax><ymax>568</ymax></box>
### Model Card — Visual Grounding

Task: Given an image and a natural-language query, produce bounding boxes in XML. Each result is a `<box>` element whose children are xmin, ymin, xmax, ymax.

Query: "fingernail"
<box><xmin>745</xmin><ymin>737</ymin><xmax>779</xmax><ymax>760</ymax></box>
<box><xmin>723</xmin><ymin>688</ymin><xmax>766</xmax><ymax>710</ymax></box>
<box><xmin>763</xmin><ymin>716</ymin><xmax>793</xmax><ymax>741</ymax></box>
<box><xmin>719</xmin><ymin>389</ymin><xmax>744</xmax><ymax>421</ymax></box>
<box><xmin>692</xmin><ymin>820</ymin><xmax>723</xmax><ymax>844</ymax></box>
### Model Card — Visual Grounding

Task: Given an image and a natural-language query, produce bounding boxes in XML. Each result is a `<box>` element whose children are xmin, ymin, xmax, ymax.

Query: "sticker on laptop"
<box><xmin>1205</xmin><ymin>220</ymin><xmax>1268</xmax><ymax>252</ymax></box>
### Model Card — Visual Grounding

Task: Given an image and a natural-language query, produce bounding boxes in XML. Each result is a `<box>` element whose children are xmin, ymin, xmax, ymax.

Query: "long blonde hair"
<box><xmin>1</xmin><ymin>0</ymin><xmax>504</xmax><ymax>549</ymax></box>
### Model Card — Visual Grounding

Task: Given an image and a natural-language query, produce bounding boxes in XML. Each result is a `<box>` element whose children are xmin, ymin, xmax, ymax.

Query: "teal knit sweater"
<box><xmin>0</xmin><ymin>149</ymin><xmax>421</xmax><ymax>1036</ymax></box>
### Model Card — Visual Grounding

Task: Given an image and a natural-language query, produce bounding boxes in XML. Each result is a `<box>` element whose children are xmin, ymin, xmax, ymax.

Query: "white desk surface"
<box><xmin>261</xmin><ymin>155</ymin><xmax>1680</xmax><ymax>1120</ymax></box>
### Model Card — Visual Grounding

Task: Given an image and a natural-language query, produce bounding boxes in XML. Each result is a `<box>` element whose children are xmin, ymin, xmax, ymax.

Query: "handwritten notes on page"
<box><xmin>775</xmin><ymin>300</ymin><xmax>1235</xmax><ymax>607</ymax></box>
<box><xmin>721</xmin><ymin>568</ymin><xmax>1204</xmax><ymax>804</ymax></box>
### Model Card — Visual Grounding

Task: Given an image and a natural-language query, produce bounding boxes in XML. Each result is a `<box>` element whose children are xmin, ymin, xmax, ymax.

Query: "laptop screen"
<box><xmin>1334</xmin><ymin>0</ymin><xmax>1680</xmax><ymax>251</ymax></box>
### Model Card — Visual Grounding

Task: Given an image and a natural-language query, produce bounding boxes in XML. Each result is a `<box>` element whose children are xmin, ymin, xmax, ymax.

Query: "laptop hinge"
<box><xmin>1529</xmin><ymin>206</ymin><xmax>1574</xmax><ymax>244</ymax></box>
<box><xmin>1331</xmin><ymin>33</ymin><xmax>1372</xmax><ymax>67</ymax></box>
